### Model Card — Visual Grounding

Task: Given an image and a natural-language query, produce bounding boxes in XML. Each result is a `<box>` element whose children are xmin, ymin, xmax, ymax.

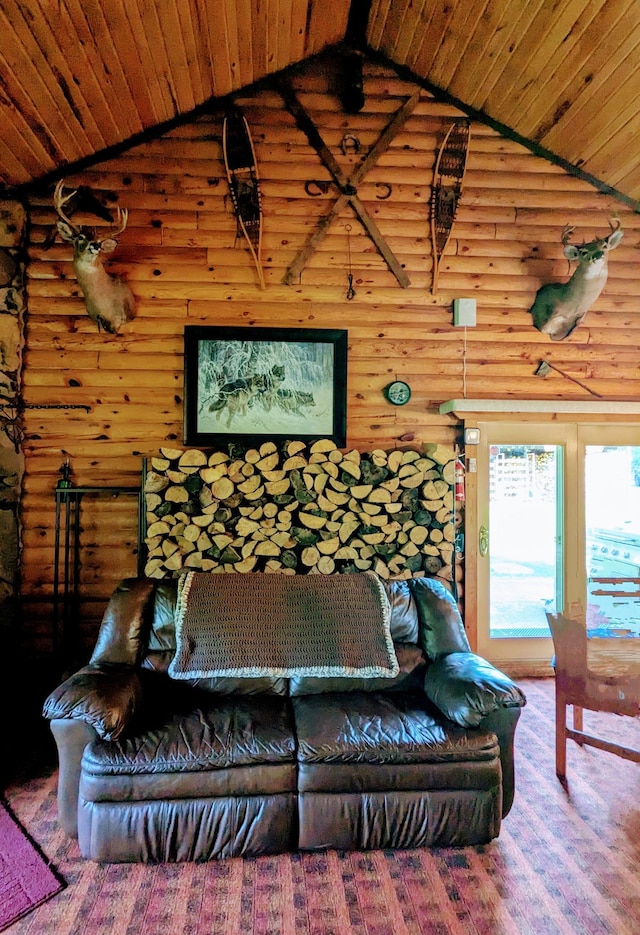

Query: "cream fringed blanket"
<box><xmin>168</xmin><ymin>571</ymin><xmax>398</xmax><ymax>680</ymax></box>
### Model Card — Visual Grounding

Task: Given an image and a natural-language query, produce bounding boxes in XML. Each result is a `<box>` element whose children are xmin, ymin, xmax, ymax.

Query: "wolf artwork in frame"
<box><xmin>183</xmin><ymin>326</ymin><xmax>348</xmax><ymax>446</ymax></box>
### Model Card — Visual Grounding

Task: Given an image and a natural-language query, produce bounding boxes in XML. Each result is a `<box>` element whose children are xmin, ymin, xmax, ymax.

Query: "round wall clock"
<box><xmin>384</xmin><ymin>380</ymin><xmax>411</xmax><ymax>406</ymax></box>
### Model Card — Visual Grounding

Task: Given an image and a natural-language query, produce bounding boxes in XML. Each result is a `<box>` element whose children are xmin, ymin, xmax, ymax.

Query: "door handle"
<box><xmin>479</xmin><ymin>524</ymin><xmax>489</xmax><ymax>557</ymax></box>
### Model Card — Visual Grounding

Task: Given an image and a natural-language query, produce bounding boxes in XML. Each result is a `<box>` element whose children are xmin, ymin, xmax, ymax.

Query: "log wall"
<box><xmin>0</xmin><ymin>199</ymin><xmax>26</xmax><ymax>650</ymax></box>
<box><xmin>21</xmin><ymin>56</ymin><xmax>640</xmax><ymax>656</ymax></box>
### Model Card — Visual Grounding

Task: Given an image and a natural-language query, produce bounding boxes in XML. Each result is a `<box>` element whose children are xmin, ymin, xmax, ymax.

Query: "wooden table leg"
<box><xmin>573</xmin><ymin>704</ymin><xmax>584</xmax><ymax>742</ymax></box>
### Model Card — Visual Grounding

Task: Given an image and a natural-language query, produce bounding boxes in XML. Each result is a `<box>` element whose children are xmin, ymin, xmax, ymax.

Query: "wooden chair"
<box><xmin>546</xmin><ymin>612</ymin><xmax>640</xmax><ymax>780</ymax></box>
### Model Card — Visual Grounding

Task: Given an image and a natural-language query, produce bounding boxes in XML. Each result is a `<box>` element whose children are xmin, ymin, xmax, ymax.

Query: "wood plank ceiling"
<box><xmin>368</xmin><ymin>0</ymin><xmax>640</xmax><ymax>203</ymax></box>
<box><xmin>1</xmin><ymin>0</ymin><xmax>640</xmax><ymax>206</ymax></box>
<box><xmin>0</xmin><ymin>0</ymin><xmax>350</xmax><ymax>188</ymax></box>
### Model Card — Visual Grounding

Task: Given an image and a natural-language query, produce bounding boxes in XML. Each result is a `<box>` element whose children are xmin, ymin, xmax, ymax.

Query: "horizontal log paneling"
<box><xmin>21</xmin><ymin>57</ymin><xmax>640</xmax><ymax>656</ymax></box>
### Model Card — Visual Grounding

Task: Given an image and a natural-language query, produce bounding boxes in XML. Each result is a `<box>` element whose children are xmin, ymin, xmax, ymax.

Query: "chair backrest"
<box><xmin>547</xmin><ymin>610</ymin><xmax>640</xmax><ymax>715</ymax></box>
<box><xmin>546</xmin><ymin>612</ymin><xmax>588</xmax><ymax>681</ymax></box>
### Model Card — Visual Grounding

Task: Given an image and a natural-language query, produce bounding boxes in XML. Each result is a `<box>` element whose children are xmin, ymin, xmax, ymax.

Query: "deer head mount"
<box><xmin>529</xmin><ymin>220</ymin><xmax>623</xmax><ymax>341</ymax></box>
<box><xmin>54</xmin><ymin>179</ymin><xmax>135</xmax><ymax>333</ymax></box>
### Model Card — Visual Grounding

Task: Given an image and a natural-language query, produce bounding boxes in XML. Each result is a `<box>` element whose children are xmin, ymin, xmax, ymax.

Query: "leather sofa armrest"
<box><xmin>424</xmin><ymin>652</ymin><xmax>526</xmax><ymax>728</ymax></box>
<box><xmin>49</xmin><ymin>718</ymin><xmax>98</xmax><ymax>837</ymax></box>
<box><xmin>42</xmin><ymin>664</ymin><xmax>143</xmax><ymax>741</ymax></box>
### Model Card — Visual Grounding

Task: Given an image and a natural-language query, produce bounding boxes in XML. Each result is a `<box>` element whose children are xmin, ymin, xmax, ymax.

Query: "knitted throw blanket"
<box><xmin>168</xmin><ymin>571</ymin><xmax>398</xmax><ymax>680</ymax></box>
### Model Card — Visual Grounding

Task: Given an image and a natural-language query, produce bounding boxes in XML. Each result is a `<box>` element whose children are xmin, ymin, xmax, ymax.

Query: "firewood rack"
<box><xmin>53</xmin><ymin>482</ymin><xmax>144</xmax><ymax>663</ymax></box>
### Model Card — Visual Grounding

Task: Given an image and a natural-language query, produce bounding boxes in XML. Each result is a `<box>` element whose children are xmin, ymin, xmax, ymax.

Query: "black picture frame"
<box><xmin>184</xmin><ymin>326</ymin><xmax>348</xmax><ymax>447</ymax></box>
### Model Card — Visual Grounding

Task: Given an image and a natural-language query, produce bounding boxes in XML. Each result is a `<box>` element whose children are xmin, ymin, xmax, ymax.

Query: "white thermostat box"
<box><xmin>453</xmin><ymin>298</ymin><xmax>477</xmax><ymax>327</ymax></box>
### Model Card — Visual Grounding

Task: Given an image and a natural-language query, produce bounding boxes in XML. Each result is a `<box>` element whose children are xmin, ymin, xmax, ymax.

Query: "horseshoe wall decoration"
<box><xmin>304</xmin><ymin>180</ymin><xmax>332</xmax><ymax>197</ymax></box>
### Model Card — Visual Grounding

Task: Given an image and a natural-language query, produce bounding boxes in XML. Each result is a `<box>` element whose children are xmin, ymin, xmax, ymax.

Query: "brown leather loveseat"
<box><xmin>43</xmin><ymin>572</ymin><xmax>526</xmax><ymax>862</ymax></box>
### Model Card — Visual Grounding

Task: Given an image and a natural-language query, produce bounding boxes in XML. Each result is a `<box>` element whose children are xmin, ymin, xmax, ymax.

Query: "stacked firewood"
<box><xmin>144</xmin><ymin>439</ymin><xmax>456</xmax><ymax>581</ymax></box>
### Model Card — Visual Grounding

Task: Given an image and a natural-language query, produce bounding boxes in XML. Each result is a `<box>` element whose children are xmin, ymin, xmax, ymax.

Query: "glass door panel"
<box><xmin>584</xmin><ymin>442</ymin><xmax>640</xmax><ymax>636</ymax></box>
<box><xmin>476</xmin><ymin>422</ymin><xmax>571</xmax><ymax>665</ymax></box>
<box><xmin>489</xmin><ymin>444</ymin><xmax>562</xmax><ymax>639</ymax></box>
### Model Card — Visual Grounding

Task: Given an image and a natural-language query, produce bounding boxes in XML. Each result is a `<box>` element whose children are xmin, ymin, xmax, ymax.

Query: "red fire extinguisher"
<box><xmin>454</xmin><ymin>457</ymin><xmax>465</xmax><ymax>502</ymax></box>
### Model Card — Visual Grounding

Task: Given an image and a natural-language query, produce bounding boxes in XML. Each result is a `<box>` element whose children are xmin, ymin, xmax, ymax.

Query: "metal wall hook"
<box><xmin>346</xmin><ymin>273</ymin><xmax>356</xmax><ymax>300</ymax></box>
<box><xmin>345</xmin><ymin>223</ymin><xmax>356</xmax><ymax>300</ymax></box>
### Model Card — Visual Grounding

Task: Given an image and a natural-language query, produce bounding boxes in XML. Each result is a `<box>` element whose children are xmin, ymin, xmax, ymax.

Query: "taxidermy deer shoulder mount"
<box><xmin>529</xmin><ymin>219</ymin><xmax>623</xmax><ymax>341</ymax></box>
<box><xmin>54</xmin><ymin>179</ymin><xmax>135</xmax><ymax>333</ymax></box>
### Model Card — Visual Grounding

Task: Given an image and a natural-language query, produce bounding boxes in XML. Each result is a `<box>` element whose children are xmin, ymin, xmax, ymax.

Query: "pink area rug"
<box><xmin>0</xmin><ymin>800</ymin><xmax>65</xmax><ymax>931</ymax></box>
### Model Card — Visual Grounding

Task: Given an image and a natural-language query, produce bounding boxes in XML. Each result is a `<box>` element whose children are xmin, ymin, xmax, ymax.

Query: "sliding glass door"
<box><xmin>475</xmin><ymin>422</ymin><xmax>639</xmax><ymax>666</ymax></box>
<box><xmin>583</xmin><ymin>430</ymin><xmax>640</xmax><ymax>637</ymax></box>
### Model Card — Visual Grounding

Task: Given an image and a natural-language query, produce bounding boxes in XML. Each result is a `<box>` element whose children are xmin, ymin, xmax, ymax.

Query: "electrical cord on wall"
<box><xmin>462</xmin><ymin>325</ymin><xmax>467</xmax><ymax>398</ymax></box>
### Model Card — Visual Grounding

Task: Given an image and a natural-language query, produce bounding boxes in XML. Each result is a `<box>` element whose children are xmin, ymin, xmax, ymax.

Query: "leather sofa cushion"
<box><xmin>289</xmin><ymin>643</ymin><xmax>426</xmax><ymax>696</ymax></box>
<box><xmin>297</xmin><ymin>758</ymin><xmax>500</xmax><ymax>794</ymax></box>
<box><xmin>293</xmin><ymin>691</ymin><xmax>499</xmax><ymax>766</ymax></box>
<box><xmin>145</xmin><ymin>580</ymin><xmax>178</xmax><ymax>654</ymax></box>
<box><xmin>381</xmin><ymin>580</ymin><xmax>419</xmax><ymax>644</ymax></box>
<box><xmin>409</xmin><ymin>577</ymin><xmax>471</xmax><ymax>659</ymax></box>
<box><xmin>90</xmin><ymin>579</ymin><xmax>157</xmax><ymax>666</ymax></box>
<box><xmin>81</xmin><ymin>763</ymin><xmax>297</xmax><ymax>803</ymax></box>
<box><xmin>82</xmin><ymin>696</ymin><xmax>296</xmax><ymax>777</ymax></box>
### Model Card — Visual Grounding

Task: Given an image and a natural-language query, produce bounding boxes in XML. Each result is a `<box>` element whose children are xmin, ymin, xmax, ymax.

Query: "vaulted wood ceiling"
<box><xmin>2</xmin><ymin>0</ymin><xmax>640</xmax><ymax>206</ymax></box>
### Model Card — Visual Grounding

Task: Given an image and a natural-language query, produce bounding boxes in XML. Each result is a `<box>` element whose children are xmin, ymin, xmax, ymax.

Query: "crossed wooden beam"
<box><xmin>277</xmin><ymin>78</ymin><xmax>420</xmax><ymax>289</ymax></box>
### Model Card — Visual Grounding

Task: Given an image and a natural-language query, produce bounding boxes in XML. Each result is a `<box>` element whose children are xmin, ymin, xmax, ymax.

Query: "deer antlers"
<box><xmin>561</xmin><ymin>224</ymin><xmax>575</xmax><ymax>246</ymax></box>
<box><xmin>53</xmin><ymin>179</ymin><xmax>79</xmax><ymax>232</ymax></box>
<box><xmin>53</xmin><ymin>179</ymin><xmax>129</xmax><ymax>239</ymax></box>
<box><xmin>560</xmin><ymin>218</ymin><xmax>621</xmax><ymax>249</ymax></box>
<box><xmin>607</xmin><ymin>217</ymin><xmax>622</xmax><ymax>238</ymax></box>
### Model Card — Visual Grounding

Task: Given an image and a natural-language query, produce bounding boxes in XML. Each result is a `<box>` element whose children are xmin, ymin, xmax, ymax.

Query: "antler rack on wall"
<box><xmin>430</xmin><ymin>120</ymin><xmax>470</xmax><ymax>295</ymax></box>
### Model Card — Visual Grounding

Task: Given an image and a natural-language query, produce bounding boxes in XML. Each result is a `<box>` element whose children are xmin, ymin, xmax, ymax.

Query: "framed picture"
<box><xmin>184</xmin><ymin>326</ymin><xmax>348</xmax><ymax>446</ymax></box>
